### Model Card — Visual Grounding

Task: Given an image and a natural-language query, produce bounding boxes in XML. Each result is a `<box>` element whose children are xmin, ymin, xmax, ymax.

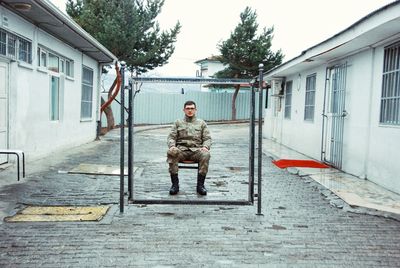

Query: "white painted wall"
<box><xmin>366</xmin><ymin>43</ymin><xmax>400</xmax><ymax>192</ymax></box>
<box><xmin>264</xmin><ymin>41</ymin><xmax>400</xmax><ymax>194</ymax></box>
<box><xmin>199</xmin><ymin>61</ymin><xmax>225</xmax><ymax>77</ymax></box>
<box><xmin>2</xmin><ymin>7</ymin><xmax>101</xmax><ymax>159</ymax></box>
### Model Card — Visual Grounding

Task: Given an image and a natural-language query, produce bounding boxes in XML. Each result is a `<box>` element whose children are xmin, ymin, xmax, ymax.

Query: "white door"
<box><xmin>0</xmin><ymin>61</ymin><xmax>9</xmax><ymax>164</ymax></box>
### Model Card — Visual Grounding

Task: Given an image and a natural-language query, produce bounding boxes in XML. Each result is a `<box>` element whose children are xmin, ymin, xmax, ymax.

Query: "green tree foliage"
<box><xmin>66</xmin><ymin>0</ymin><xmax>181</xmax><ymax>74</ymax></box>
<box><xmin>215</xmin><ymin>7</ymin><xmax>283</xmax><ymax>119</ymax></box>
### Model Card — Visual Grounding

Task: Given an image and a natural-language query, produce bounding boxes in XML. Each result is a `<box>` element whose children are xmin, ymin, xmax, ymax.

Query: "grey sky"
<box><xmin>51</xmin><ymin>0</ymin><xmax>394</xmax><ymax>76</ymax></box>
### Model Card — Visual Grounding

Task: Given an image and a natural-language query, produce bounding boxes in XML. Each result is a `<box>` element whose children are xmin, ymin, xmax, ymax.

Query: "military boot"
<box><xmin>169</xmin><ymin>174</ymin><xmax>179</xmax><ymax>195</ymax></box>
<box><xmin>196</xmin><ymin>174</ymin><xmax>207</xmax><ymax>195</ymax></box>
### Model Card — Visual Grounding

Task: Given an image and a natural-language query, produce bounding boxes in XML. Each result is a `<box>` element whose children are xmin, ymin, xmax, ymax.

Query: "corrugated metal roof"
<box><xmin>0</xmin><ymin>0</ymin><xmax>117</xmax><ymax>63</ymax></box>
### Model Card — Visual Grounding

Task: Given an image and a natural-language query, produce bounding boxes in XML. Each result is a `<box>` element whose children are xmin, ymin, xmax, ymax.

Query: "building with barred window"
<box><xmin>0</xmin><ymin>0</ymin><xmax>117</xmax><ymax>163</ymax></box>
<box><xmin>264</xmin><ymin>1</ymin><xmax>400</xmax><ymax>194</ymax></box>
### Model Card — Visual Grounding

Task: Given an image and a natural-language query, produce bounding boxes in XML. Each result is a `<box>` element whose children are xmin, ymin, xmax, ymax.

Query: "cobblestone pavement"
<box><xmin>0</xmin><ymin>123</ymin><xmax>400</xmax><ymax>267</ymax></box>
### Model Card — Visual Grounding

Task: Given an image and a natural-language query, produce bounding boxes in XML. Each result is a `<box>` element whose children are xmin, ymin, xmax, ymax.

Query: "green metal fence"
<box><xmin>101</xmin><ymin>90</ymin><xmax>263</xmax><ymax>125</ymax></box>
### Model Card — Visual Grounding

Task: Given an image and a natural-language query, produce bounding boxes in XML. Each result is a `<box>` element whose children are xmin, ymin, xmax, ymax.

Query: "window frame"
<box><xmin>50</xmin><ymin>75</ymin><xmax>60</xmax><ymax>121</ymax></box>
<box><xmin>80</xmin><ymin>66</ymin><xmax>94</xmax><ymax>120</ymax></box>
<box><xmin>379</xmin><ymin>41</ymin><xmax>400</xmax><ymax>126</ymax></box>
<box><xmin>37</xmin><ymin>46</ymin><xmax>74</xmax><ymax>77</ymax></box>
<box><xmin>284</xmin><ymin>81</ymin><xmax>293</xmax><ymax>119</ymax></box>
<box><xmin>304</xmin><ymin>73</ymin><xmax>316</xmax><ymax>122</ymax></box>
<box><xmin>0</xmin><ymin>28</ymin><xmax>31</xmax><ymax>63</ymax></box>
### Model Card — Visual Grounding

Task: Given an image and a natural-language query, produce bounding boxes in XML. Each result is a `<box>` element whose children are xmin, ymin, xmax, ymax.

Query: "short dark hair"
<box><xmin>184</xmin><ymin>100</ymin><xmax>196</xmax><ymax>108</ymax></box>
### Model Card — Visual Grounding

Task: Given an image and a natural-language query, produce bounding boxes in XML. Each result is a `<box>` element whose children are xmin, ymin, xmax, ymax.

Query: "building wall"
<box><xmin>366</xmin><ymin>42</ymin><xmax>400</xmax><ymax>192</ymax></box>
<box><xmin>264</xmin><ymin>42</ymin><xmax>400</xmax><ymax>194</ymax></box>
<box><xmin>1</xmin><ymin>7</ymin><xmax>100</xmax><ymax>159</ymax></box>
<box><xmin>265</xmin><ymin>66</ymin><xmax>327</xmax><ymax>160</ymax></box>
<box><xmin>199</xmin><ymin>61</ymin><xmax>225</xmax><ymax>78</ymax></box>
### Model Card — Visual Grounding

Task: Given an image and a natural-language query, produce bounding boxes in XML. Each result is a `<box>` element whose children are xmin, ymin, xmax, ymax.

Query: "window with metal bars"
<box><xmin>81</xmin><ymin>66</ymin><xmax>94</xmax><ymax>120</ymax></box>
<box><xmin>380</xmin><ymin>42</ymin><xmax>400</xmax><ymax>125</ymax></box>
<box><xmin>284</xmin><ymin>81</ymin><xmax>293</xmax><ymax>119</ymax></box>
<box><xmin>304</xmin><ymin>74</ymin><xmax>316</xmax><ymax>121</ymax></box>
<box><xmin>0</xmin><ymin>28</ymin><xmax>31</xmax><ymax>63</ymax></box>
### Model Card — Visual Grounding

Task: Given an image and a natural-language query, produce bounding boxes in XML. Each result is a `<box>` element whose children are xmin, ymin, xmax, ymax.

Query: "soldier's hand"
<box><xmin>200</xmin><ymin>147</ymin><xmax>209</xmax><ymax>152</ymax></box>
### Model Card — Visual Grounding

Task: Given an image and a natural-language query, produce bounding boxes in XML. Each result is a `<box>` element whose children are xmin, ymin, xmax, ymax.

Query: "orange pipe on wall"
<box><xmin>101</xmin><ymin>62</ymin><xmax>122</xmax><ymax>113</ymax></box>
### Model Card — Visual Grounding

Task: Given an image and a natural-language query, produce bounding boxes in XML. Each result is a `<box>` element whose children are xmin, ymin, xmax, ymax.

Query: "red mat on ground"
<box><xmin>272</xmin><ymin>159</ymin><xmax>330</xmax><ymax>169</ymax></box>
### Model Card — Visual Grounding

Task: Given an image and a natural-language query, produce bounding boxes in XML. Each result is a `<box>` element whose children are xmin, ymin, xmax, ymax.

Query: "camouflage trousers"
<box><xmin>167</xmin><ymin>148</ymin><xmax>210</xmax><ymax>176</ymax></box>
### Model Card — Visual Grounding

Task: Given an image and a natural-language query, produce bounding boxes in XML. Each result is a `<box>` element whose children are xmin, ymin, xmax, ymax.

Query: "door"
<box><xmin>0</xmin><ymin>61</ymin><xmax>9</xmax><ymax>164</ymax></box>
<box><xmin>321</xmin><ymin>63</ymin><xmax>347</xmax><ymax>169</ymax></box>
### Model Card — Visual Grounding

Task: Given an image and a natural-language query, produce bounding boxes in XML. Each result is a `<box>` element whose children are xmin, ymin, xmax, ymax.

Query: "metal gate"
<box><xmin>321</xmin><ymin>63</ymin><xmax>347</xmax><ymax>169</ymax></box>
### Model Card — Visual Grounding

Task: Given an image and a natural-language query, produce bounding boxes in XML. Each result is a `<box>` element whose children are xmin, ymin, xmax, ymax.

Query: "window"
<box><xmin>18</xmin><ymin>37</ymin><xmax>31</xmax><ymax>63</ymax></box>
<box><xmin>7</xmin><ymin>35</ymin><xmax>16</xmax><ymax>57</ymax></box>
<box><xmin>50</xmin><ymin>76</ymin><xmax>60</xmax><ymax>121</ymax></box>
<box><xmin>48</xmin><ymin>53</ymin><xmax>59</xmax><ymax>72</ymax></box>
<box><xmin>304</xmin><ymin>74</ymin><xmax>316</xmax><ymax>121</ymax></box>
<box><xmin>60</xmin><ymin>59</ymin><xmax>65</xmax><ymax>73</ymax></box>
<box><xmin>380</xmin><ymin>42</ymin><xmax>400</xmax><ymax>125</ymax></box>
<box><xmin>0</xmin><ymin>28</ymin><xmax>31</xmax><ymax>63</ymax></box>
<box><xmin>284</xmin><ymin>81</ymin><xmax>293</xmax><ymax>119</ymax></box>
<box><xmin>37</xmin><ymin>48</ymin><xmax>47</xmax><ymax>67</ymax></box>
<box><xmin>65</xmin><ymin>60</ymin><xmax>73</xmax><ymax>77</ymax></box>
<box><xmin>81</xmin><ymin>66</ymin><xmax>94</xmax><ymax>119</ymax></box>
<box><xmin>0</xmin><ymin>30</ymin><xmax>6</xmax><ymax>55</ymax></box>
<box><xmin>37</xmin><ymin>46</ymin><xmax>73</xmax><ymax>77</ymax></box>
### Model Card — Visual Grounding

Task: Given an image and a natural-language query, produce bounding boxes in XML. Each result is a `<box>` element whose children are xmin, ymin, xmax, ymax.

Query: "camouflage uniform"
<box><xmin>167</xmin><ymin>115</ymin><xmax>212</xmax><ymax>176</ymax></box>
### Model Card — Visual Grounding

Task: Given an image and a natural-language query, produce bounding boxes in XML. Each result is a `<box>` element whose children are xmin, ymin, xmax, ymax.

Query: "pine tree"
<box><xmin>66</xmin><ymin>0</ymin><xmax>181</xmax><ymax>74</ymax></box>
<box><xmin>66</xmin><ymin>0</ymin><xmax>181</xmax><ymax>131</ymax></box>
<box><xmin>215</xmin><ymin>7</ymin><xmax>283</xmax><ymax>120</ymax></box>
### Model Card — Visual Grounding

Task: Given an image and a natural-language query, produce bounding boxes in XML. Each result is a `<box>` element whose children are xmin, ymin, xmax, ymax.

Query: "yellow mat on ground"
<box><xmin>68</xmin><ymin>163</ymin><xmax>135</xmax><ymax>176</ymax></box>
<box><xmin>5</xmin><ymin>206</ymin><xmax>110</xmax><ymax>222</ymax></box>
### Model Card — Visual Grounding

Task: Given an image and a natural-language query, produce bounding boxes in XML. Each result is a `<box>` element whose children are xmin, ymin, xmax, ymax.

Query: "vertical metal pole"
<box><xmin>128</xmin><ymin>77</ymin><xmax>133</xmax><ymax>200</ymax></box>
<box><xmin>257</xmin><ymin>63</ymin><xmax>264</xmax><ymax>216</ymax></box>
<box><xmin>119</xmin><ymin>62</ymin><xmax>126</xmax><ymax>213</ymax></box>
<box><xmin>248</xmin><ymin>84</ymin><xmax>255</xmax><ymax>203</ymax></box>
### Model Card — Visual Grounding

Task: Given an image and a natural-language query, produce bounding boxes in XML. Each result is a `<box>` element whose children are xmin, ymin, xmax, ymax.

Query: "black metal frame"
<box><xmin>119</xmin><ymin>64</ymin><xmax>265</xmax><ymax>213</ymax></box>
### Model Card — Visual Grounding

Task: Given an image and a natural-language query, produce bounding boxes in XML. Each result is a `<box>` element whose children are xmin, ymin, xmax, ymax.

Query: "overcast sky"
<box><xmin>51</xmin><ymin>0</ymin><xmax>394</xmax><ymax>76</ymax></box>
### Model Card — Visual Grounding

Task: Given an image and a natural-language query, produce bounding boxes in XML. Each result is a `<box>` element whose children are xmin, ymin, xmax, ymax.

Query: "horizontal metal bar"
<box><xmin>178</xmin><ymin>166</ymin><xmax>199</xmax><ymax>169</ymax></box>
<box><xmin>130</xmin><ymin>76</ymin><xmax>251</xmax><ymax>85</ymax></box>
<box><xmin>129</xmin><ymin>199</ymin><xmax>253</xmax><ymax>206</ymax></box>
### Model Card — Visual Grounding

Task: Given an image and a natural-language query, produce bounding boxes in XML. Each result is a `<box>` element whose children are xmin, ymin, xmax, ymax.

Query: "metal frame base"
<box><xmin>129</xmin><ymin>199</ymin><xmax>252</xmax><ymax>206</ymax></box>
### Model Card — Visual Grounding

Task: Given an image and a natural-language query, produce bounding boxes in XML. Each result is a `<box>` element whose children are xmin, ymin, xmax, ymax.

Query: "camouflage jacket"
<box><xmin>167</xmin><ymin>116</ymin><xmax>212</xmax><ymax>151</ymax></box>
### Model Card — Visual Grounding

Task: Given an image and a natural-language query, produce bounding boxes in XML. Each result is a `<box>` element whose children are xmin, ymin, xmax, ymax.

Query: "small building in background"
<box><xmin>195</xmin><ymin>55</ymin><xmax>225</xmax><ymax>78</ymax></box>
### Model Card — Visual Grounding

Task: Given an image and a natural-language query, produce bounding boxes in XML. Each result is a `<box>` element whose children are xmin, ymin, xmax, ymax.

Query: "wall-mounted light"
<box><xmin>12</xmin><ymin>3</ymin><xmax>32</xmax><ymax>12</ymax></box>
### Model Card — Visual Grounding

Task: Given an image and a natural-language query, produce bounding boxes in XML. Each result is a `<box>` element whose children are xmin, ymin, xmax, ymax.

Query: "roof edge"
<box><xmin>38</xmin><ymin>0</ymin><xmax>117</xmax><ymax>63</ymax></box>
<box><xmin>265</xmin><ymin>0</ymin><xmax>400</xmax><ymax>76</ymax></box>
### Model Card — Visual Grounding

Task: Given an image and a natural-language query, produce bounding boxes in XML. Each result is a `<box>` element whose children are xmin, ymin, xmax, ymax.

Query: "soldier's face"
<box><xmin>183</xmin><ymin>104</ymin><xmax>197</xmax><ymax>118</ymax></box>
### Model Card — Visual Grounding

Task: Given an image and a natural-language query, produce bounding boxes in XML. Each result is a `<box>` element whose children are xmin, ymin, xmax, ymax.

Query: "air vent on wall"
<box><xmin>2</xmin><ymin>15</ymin><xmax>9</xmax><ymax>28</ymax></box>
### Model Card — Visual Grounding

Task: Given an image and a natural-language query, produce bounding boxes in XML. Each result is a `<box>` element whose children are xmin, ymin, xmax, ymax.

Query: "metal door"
<box><xmin>0</xmin><ymin>61</ymin><xmax>9</xmax><ymax>164</ymax></box>
<box><xmin>321</xmin><ymin>63</ymin><xmax>347</xmax><ymax>169</ymax></box>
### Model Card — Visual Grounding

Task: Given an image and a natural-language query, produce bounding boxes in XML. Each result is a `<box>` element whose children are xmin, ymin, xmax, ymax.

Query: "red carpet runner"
<box><xmin>272</xmin><ymin>159</ymin><xmax>330</xmax><ymax>169</ymax></box>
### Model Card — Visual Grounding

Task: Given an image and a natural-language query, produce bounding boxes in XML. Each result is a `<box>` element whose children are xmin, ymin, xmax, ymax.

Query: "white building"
<box><xmin>195</xmin><ymin>56</ymin><xmax>225</xmax><ymax>78</ymax></box>
<box><xmin>264</xmin><ymin>1</ymin><xmax>400</xmax><ymax>194</ymax></box>
<box><xmin>0</xmin><ymin>0</ymin><xmax>117</xmax><ymax>163</ymax></box>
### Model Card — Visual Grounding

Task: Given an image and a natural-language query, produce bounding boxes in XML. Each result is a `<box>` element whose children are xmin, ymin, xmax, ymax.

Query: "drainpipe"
<box><xmin>363</xmin><ymin>47</ymin><xmax>376</xmax><ymax>179</ymax></box>
<box><xmin>96</xmin><ymin>63</ymin><xmax>105</xmax><ymax>140</ymax></box>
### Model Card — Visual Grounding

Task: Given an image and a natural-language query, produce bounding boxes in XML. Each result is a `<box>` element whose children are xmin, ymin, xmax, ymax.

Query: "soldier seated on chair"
<box><xmin>167</xmin><ymin>100</ymin><xmax>212</xmax><ymax>195</ymax></box>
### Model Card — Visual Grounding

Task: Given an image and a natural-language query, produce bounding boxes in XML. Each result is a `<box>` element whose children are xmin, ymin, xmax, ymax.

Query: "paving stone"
<box><xmin>0</xmin><ymin>124</ymin><xmax>399</xmax><ymax>267</ymax></box>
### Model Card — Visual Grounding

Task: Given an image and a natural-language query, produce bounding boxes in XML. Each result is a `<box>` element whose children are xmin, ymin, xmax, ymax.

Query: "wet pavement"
<box><xmin>0</xmin><ymin>123</ymin><xmax>400</xmax><ymax>267</ymax></box>
<box><xmin>264</xmin><ymin>138</ymin><xmax>400</xmax><ymax>220</ymax></box>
